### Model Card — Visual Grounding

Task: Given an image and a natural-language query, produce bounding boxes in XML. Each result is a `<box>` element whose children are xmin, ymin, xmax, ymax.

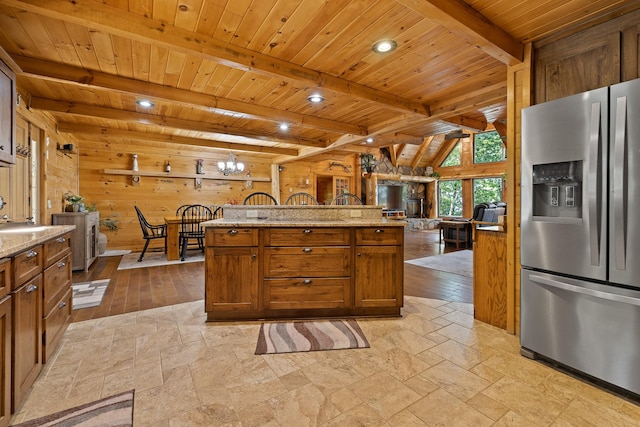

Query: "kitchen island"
<box><xmin>202</xmin><ymin>205</ymin><xmax>406</xmax><ymax>321</ymax></box>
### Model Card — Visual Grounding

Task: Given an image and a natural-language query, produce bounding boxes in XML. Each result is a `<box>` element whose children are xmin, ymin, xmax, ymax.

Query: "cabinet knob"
<box><xmin>302</xmin><ymin>248</ymin><xmax>312</xmax><ymax>253</ymax></box>
<box><xmin>56</xmin><ymin>237</ymin><xmax>66</xmax><ymax>243</ymax></box>
<box><xmin>301</xmin><ymin>279</ymin><xmax>312</xmax><ymax>285</ymax></box>
<box><xmin>26</xmin><ymin>284</ymin><xmax>38</xmax><ymax>293</ymax></box>
<box><xmin>251</xmin><ymin>254</ymin><xmax>256</xmax><ymax>260</ymax></box>
<box><xmin>357</xmin><ymin>252</ymin><xmax>361</xmax><ymax>257</ymax></box>
<box><xmin>59</xmin><ymin>301</ymin><xmax>67</xmax><ymax>309</ymax></box>
<box><xmin>303</xmin><ymin>229</ymin><xmax>313</xmax><ymax>234</ymax></box>
<box><xmin>57</xmin><ymin>261</ymin><xmax>66</xmax><ymax>268</ymax></box>
<box><xmin>227</xmin><ymin>229</ymin><xmax>238</xmax><ymax>235</ymax></box>
<box><xmin>27</xmin><ymin>250</ymin><xmax>38</xmax><ymax>258</ymax></box>
<box><xmin>375</xmin><ymin>229</ymin><xmax>385</xmax><ymax>233</ymax></box>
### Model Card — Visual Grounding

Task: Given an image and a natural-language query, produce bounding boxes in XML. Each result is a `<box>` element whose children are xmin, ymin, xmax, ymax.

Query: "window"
<box><xmin>473</xmin><ymin>177</ymin><xmax>503</xmax><ymax>206</ymax></box>
<box><xmin>441</xmin><ymin>142</ymin><xmax>461</xmax><ymax>167</ymax></box>
<box><xmin>474</xmin><ymin>131</ymin><xmax>505</xmax><ymax>163</ymax></box>
<box><xmin>438</xmin><ymin>179</ymin><xmax>462</xmax><ymax>217</ymax></box>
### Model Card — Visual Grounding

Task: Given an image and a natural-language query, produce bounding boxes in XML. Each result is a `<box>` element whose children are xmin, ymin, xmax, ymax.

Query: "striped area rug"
<box><xmin>255</xmin><ymin>319</ymin><xmax>370</xmax><ymax>355</ymax></box>
<box><xmin>11</xmin><ymin>389</ymin><xmax>134</xmax><ymax>427</ymax></box>
<box><xmin>72</xmin><ymin>279</ymin><xmax>111</xmax><ymax>310</ymax></box>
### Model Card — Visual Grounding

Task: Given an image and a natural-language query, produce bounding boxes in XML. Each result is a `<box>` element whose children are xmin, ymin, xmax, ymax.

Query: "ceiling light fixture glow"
<box><xmin>136</xmin><ymin>99</ymin><xmax>154</xmax><ymax>108</ymax></box>
<box><xmin>366</xmin><ymin>137</ymin><xmax>374</xmax><ymax>143</ymax></box>
<box><xmin>279</xmin><ymin>123</ymin><xmax>289</xmax><ymax>131</ymax></box>
<box><xmin>372</xmin><ymin>39</ymin><xmax>397</xmax><ymax>53</ymax></box>
<box><xmin>307</xmin><ymin>94</ymin><xmax>325</xmax><ymax>103</ymax></box>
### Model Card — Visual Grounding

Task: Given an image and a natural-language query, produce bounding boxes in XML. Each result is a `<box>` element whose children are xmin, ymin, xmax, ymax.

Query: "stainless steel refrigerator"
<box><xmin>520</xmin><ymin>78</ymin><xmax>640</xmax><ymax>396</ymax></box>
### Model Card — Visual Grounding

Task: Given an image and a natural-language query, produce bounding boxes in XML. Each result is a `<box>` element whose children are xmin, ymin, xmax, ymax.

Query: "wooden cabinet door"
<box><xmin>354</xmin><ymin>245</ymin><xmax>403</xmax><ymax>308</ymax></box>
<box><xmin>12</xmin><ymin>275</ymin><xmax>42</xmax><ymax>412</ymax></box>
<box><xmin>205</xmin><ymin>246</ymin><xmax>258</xmax><ymax>312</ymax></box>
<box><xmin>0</xmin><ymin>295</ymin><xmax>10</xmax><ymax>427</ymax></box>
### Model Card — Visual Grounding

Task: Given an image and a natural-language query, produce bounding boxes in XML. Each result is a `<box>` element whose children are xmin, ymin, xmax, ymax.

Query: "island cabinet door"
<box><xmin>354</xmin><ymin>245</ymin><xmax>403</xmax><ymax>308</ymax></box>
<box><xmin>205</xmin><ymin>246</ymin><xmax>259</xmax><ymax>312</ymax></box>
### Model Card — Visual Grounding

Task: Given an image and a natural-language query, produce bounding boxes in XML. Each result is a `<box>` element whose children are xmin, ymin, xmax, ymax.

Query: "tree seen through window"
<box><xmin>441</xmin><ymin>142</ymin><xmax>461</xmax><ymax>167</ymax></box>
<box><xmin>438</xmin><ymin>180</ymin><xmax>463</xmax><ymax>217</ymax></box>
<box><xmin>474</xmin><ymin>131</ymin><xmax>505</xmax><ymax>163</ymax></box>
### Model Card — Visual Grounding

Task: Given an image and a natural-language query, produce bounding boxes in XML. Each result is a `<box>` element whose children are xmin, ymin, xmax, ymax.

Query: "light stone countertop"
<box><xmin>0</xmin><ymin>225</ymin><xmax>76</xmax><ymax>258</ymax></box>
<box><xmin>202</xmin><ymin>217</ymin><xmax>407</xmax><ymax>228</ymax></box>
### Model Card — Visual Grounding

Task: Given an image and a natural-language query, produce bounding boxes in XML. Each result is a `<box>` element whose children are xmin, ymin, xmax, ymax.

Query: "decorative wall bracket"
<box><xmin>328</xmin><ymin>162</ymin><xmax>352</xmax><ymax>174</ymax></box>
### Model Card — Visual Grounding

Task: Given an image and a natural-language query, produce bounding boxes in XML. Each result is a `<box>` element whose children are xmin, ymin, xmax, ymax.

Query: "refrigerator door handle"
<box><xmin>530</xmin><ymin>274</ymin><xmax>640</xmax><ymax>307</ymax></box>
<box><xmin>588</xmin><ymin>102</ymin><xmax>601</xmax><ymax>266</ymax></box>
<box><xmin>613</xmin><ymin>96</ymin><xmax>627</xmax><ymax>270</ymax></box>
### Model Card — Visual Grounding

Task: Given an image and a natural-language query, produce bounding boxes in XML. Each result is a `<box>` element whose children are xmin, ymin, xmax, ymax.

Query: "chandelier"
<box><xmin>218</xmin><ymin>152</ymin><xmax>245</xmax><ymax>176</ymax></box>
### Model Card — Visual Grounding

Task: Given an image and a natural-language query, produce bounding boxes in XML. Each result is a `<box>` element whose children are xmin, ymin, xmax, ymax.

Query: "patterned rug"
<box><xmin>404</xmin><ymin>249</ymin><xmax>473</xmax><ymax>277</ymax></box>
<box><xmin>72</xmin><ymin>279</ymin><xmax>110</xmax><ymax>310</ymax></box>
<box><xmin>11</xmin><ymin>389</ymin><xmax>134</xmax><ymax>426</ymax></box>
<box><xmin>255</xmin><ymin>319</ymin><xmax>370</xmax><ymax>355</ymax></box>
<box><xmin>117</xmin><ymin>250</ymin><xmax>204</xmax><ymax>270</ymax></box>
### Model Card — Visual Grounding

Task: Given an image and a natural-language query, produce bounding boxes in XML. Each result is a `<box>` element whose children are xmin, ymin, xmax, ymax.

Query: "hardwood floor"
<box><xmin>71</xmin><ymin>229</ymin><xmax>472</xmax><ymax>322</ymax></box>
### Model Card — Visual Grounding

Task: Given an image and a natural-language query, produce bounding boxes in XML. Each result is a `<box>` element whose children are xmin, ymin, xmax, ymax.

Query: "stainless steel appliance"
<box><xmin>520</xmin><ymin>78</ymin><xmax>640</xmax><ymax>396</ymax></box>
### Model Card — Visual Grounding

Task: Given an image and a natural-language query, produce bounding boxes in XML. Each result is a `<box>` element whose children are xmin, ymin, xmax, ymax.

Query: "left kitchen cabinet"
<box><xmin>0</xmin><ymin>59</ymin><xmax>16</xmax><ymax>166</ymax></box>
<box><xmin>0</xmin><ymin>258</ymin><xmax>11</xmax><ymax>427</ymax></box>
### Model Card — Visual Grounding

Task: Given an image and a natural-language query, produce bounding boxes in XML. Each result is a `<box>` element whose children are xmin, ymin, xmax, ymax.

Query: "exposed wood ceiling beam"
<box><xmin>411</xmin><ymin>136</ymin><xmax>435</xmax><ymax>169</ymax></box>
<box><xmin>6</xmin><ymin>0</ymin><xmax>430</xmax><ymax>116</ymax></box>
<box><xmin>389</xmin><ymin>145</ymin><xmax>398</xmax><ymax>166</ymax></box>
<box><xmin>492</xmin><ymin>120</ymin><xmax>507</xmax><ymax>141</ymax></box>
<box><xmin>13</xmin><ymin>55</ymin><xmax>365</xmax><ymax>136</ymax></box>
<box><xmin>439</xmin><ymin>116</ymin><xmax>487</xmax><ymax>132</ymax></box>
<box><xmin>396</xmin><ymin>0</ymin><xmax>523</xmax><ymax>65</ymax></box>
<box><xmin>56</xmin><ymin>123</ymin><xmax>298</xmax><ymax>156</ymax></box>
<box><xmin>30</xmin><ymin>97</ymin><xmax>327</xmax><ymax>148</ymax></box>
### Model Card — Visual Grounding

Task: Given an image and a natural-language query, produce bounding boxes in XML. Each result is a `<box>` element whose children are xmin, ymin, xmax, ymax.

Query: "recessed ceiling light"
<box><xmin>366</xmin><ymin>137</ymin><xmax>374</xmax><ymax>143</ymax></box>
<box><xmin>279</xmin><ymin>123</ymin><xmax>289</xmax><ymax>131</ymax></box>
<box><xmin>307</xmin><ymin>94</ymin><xmax>324</xmax><ymax>103</ymax></box>
<box><xmin>136</xmin><ymin>99</ymin><xmax>154</xmax><ymax>108</ymax></box>
<box><xmin>372</xmin><ymin>39</ymin><xmax>397</xmax><ymax>53</ymax></box>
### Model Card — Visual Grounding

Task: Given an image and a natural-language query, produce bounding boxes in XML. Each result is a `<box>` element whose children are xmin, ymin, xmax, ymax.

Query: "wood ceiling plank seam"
<box><xmin>193</xmin><ymin>0</ymin><xmax>226</xmax><ymax>37</ymax></box>
<box><xmin>32</xmin><ymin>97</ymin><xmax>331</xmax><ymax>148</ymax></box>
<box><xmin>88</xmin><ymin>29</ymin><xmax>118</xmax><ymax>74</ymax></box>
<box><xmin>396</xmin><ymin>0</ymin><xmax>523</xmax><ymax>65</ymax></box>
<box><xmin>2</xmin><ymin>7</ymin><xmax>48</xmax><ymax>58</ymax></box>
<box><xmin>148</xmin><ymin>45</ymin><xmax>169</xmax><ymax>84</ymax></box>
<box><xmin>131</xmin><ymin>40</ymin><xmax>151</xmax><ymax>81</ymax></box>
<box><xmin>212</xmin><ymin>9</ymin><xmax>247</xmax><ymax>44</ymax></box>
<box><xmin>14</xmin><ymin>55</ymin><xmax>365</xmax><ymax>135</ymax></box>
<box><xmin>276</xmin><ymin>0</ymin><xmax>355</xmax><ymax>62</ymax></box>
<box><xmin>260</xmin><ymin>0</ymin><xmax>326</xmax><ymax>61</ymax></box>
<box><xmin>40</xmin><ymin>17</ymin><xmax>84</xmax><ymax>69</ymax></box>
<box><xmin>213</xmin><ymin>67</ymin><xmax>247</xmax><ymax>99</ymax></box>
<box><xmin>172</xmin><ymin>0</ymin><xmax>205</xmax><ymax>32</ymax></box>
<box><xmin>177</xmin><ymin>56</ymin><xmax>203</xmax><ymax>90</ymax></box>
<box><xmin>111</xmin><ymin>34</ymin><xmax>135</xmax><ymax>78</ymax></box>
<box><xmin>63</xmin><ymin>20</ymin><xmax>103</xmax><ymax>72</ymax></box>
<box><xmin>244</xmin><ymin>0</ymin><xmax>300</xmax><ymax>52</ymax></box>
<box><xmin>128</xmin><ymin>0</ymin><xmax>153</xmax><ymax>17</ymax></box>
<box><xmin>225</xmin><ymin>0</ymin><xmax>276</xmax><ymax>48</ymax></box>
<box><xmin>188</xmin><ymin>58</ymin><xmax>218</xmax><ymax>92</ymax></box>
<box><xmin>300</xmin><ymin>0</ymin><xmax>399</xmax><ymax>72</ymax></box>
<box><xmin>150</xmin><ymin>0</ymin><xmax>178</xmax><ymax>26</ymax></box>
<box><xmin>6</xmin><ymin>0</ymin><xmax>430</xmax><ymax>116</ymax></box>
<box><xmin>163</xmin><ymin>49</ymin><xmax>188</xmax><ymax>87</ymax></box>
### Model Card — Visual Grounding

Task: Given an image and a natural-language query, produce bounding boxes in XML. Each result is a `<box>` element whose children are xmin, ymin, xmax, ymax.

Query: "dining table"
<box><xmin>164</xmin><ymin>216</ymin><xmax>204</xmax><ymax>261</ymax></box>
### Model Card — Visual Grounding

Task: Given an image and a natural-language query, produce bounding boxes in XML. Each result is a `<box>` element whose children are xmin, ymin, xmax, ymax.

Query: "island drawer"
<box><xmin>356</xmin><ymin>227</ymin><xmax>403</xmax><ymax>245</ymax></box>
<box><xmin>264</xmin><ymin>228</ymin><xmax>350</xmax><ymax>246</ymax></box>
<box><xmin>264</xmin><ymin>278</ymin><xmax>350</xmax><ymax>309</ymax></box>
<box><xmin>206</xmin><ymin>228</ymin><xmax>258</xmax><ymax>246</ymax></box>
<box><xmin>42</xmin><ymin>253</ymin><xmax>71</xmax><ymax>315</ymax></box>
<box><xmin>42</xmin><ymin>288</ymin><xmax>71</xmax><ymax>363</ymax></box>
<box><xmin>43</xmin><ymin>233</ymin><xmax>72</xmax><ymax>267</ymax></box>
<box><xmin>264</xmin><ymin>247</ymin><xmax>350</xmax><ymax>278</ymax></box>
<box><xmin>13</xmin><ymin>244</ymin><xmax>43</xmax><ymax>289</ymax></box>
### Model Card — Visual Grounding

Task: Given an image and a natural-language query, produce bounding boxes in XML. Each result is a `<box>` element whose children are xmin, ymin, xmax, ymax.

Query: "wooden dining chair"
<box><xmin>176</xmin><ymin>204</ymin><xmax>192</xmax><ymax>217</ymax></box>
<box><xmin>330</xmin><ymin>193</ymin><xmax>363</xmax><ymax>205</ymax></box>
<box><xmin>243</xmin><ymin>192</ymin><xmax>278</xmax><ymax>205</ymax></box>
<box><xmin>134</xmin><ymin>206</ymin><xmax>167</xmax><ymax>262</ymax></box>
<box><xmin>179</xmin><ymin>205</ymin><xmax>212</xmax><ymax>261</ymax></box>
<box><xmin>285</xmin><ymin>192</ymin><xmax>318</xmax><ymax>206</ymax></box>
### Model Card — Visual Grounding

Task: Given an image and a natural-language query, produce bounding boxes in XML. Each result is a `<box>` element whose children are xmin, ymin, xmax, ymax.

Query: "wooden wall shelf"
<box><xmin>103</xmin><ymin>169</ymin><xmax>270</xmax><ymax>182</ymax></box>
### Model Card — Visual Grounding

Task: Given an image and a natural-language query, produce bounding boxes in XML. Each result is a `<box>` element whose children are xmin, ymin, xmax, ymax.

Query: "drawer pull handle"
<box><xmin>56</xmin><ymin>237</ymin><xmax>66</xmax><ymax>243</ymax></box>
<box><xmin>26</xmin><ymin>284</ymin><xmax>38</xmax><ymax>293</ymax></box>
<box><xmin>303</xmin><ymin>248</ymin><xmax>312</xmax><ymax>253</ymax></box>
<box><xmin>59</xmin><ymin>301</ymin><xmax>67</xmax><ymax>309</ymax></box>
<box><xmin>303</xmin><ymin>229</ymin><xmax>313</xmax><ymax>234</ymax></box>
<box><xmin>375</xmin><ymin>229</ymin><xmax>385</xmax><ymax>233</ymax></box>
<box><xmin>301</xmin><ymin>279</ymin><xmax>313</xmax><ymax>285</ymax></box>
<box><xmin>57</xmin><ymin>261</ymin><xmax>66</xmax><ymax>268</ymax></box>
<box><xmin>227</xmin><ymin>229</ymin><xmax>238</xmax><ymax>235</ymax></box>
<box><xmin>27</xmin><ymin>250</ymin><xmax>38</xmax><ymax>258</ymax></box>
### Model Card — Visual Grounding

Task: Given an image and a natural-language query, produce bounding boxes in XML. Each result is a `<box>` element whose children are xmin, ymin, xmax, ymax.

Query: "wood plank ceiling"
<box><xmin>0</xmin><ymin>0</ymin><xmax>634</xmax><ymax>168</ymax></box>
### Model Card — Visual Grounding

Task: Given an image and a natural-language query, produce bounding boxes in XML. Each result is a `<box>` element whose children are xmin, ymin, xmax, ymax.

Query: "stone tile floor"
<box><xmin>12</xmin><ymin>296</ymin><xmax>640</xmax><ymax>426</ymax></box>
